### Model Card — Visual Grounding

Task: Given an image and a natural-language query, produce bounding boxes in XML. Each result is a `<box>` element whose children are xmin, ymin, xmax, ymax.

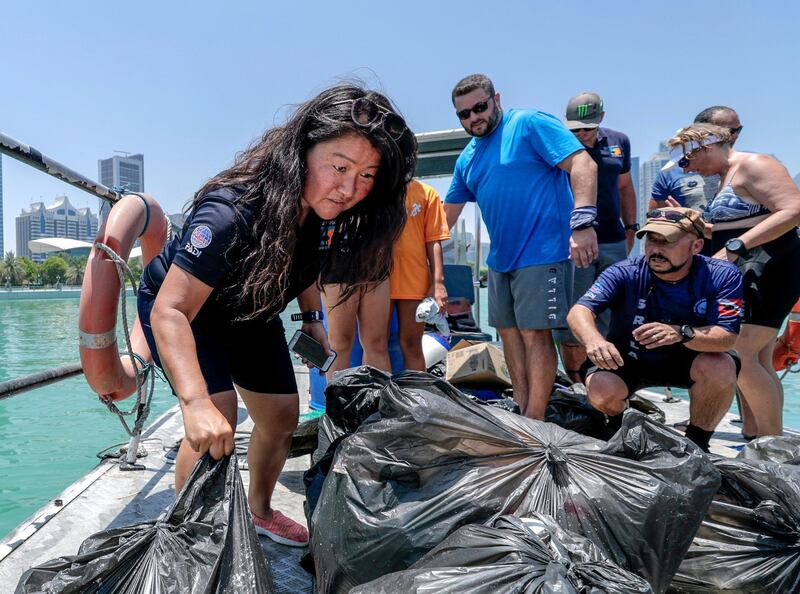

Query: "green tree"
<box><xmin>40</xmin><ymin>256</ymin><xmax>69</xmax><ymax>285</ymax></box>
<box><xmin>17</xmin><ymin>257</ymin><xmax>40</xmax><ymax>285</ymax></box>
<box><xmin>0</xmin><ymin>251</ymin><xmax>25</xmax><ymax>285</ymax></box>
<box><xmin>63</xmin><ymin>255</ymin><xmax>87</xmax><ymax>286</ymax></box>
<box><xmin>127</xmin><ymin>258</ymin><xmax>143</xmax><ymax>284</ymax></box>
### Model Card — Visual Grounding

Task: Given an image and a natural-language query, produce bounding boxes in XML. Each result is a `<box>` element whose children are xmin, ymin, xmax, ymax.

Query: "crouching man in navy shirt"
<box><xmin>566</xmin><ymin>207</ymin><xmax>744</xmax><ymax>452</ymax></box>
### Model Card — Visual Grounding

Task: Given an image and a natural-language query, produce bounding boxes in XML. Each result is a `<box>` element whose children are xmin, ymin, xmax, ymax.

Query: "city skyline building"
<box><xmin>97</xmin><ymin>153</ymin><xmax>144</xmax><ymax>224</ymax></box>
<box><xmin>0</xmin><ymin>155</ymin><xmax>4</xmax><ymax>256</ymax></box>
<box><xmin>630</xmin><ymin>156</ymin><xmax>640</xmax><ymax>222</ymax></box>
<box><xmin>15</xmin><ymin>195</ymin><xmax>98</xmax><ymax>262</ymax></box>
<box><xmin>638</xmin><ymin>147</ymin><xmax>670</xmax><ymax>226</ymax></box>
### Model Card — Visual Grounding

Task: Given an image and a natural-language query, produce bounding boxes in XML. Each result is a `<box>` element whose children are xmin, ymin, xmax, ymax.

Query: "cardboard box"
<box><xmin>445</xmin><ymin>341</ymin><xmax>512</xmax><ymax>388</ymax></box>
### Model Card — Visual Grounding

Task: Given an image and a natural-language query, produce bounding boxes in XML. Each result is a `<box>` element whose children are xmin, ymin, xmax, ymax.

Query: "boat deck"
<box><xmin>0</xmin><ymin>367</ymin><xmax>788</xmax><ymax>591</ymax></box>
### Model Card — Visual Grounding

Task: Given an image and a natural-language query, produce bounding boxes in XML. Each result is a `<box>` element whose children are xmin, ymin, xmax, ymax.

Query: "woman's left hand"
<box><xmin>299</xmin><ymin>321</ymin><xmax>333</xmax><ymax>370</ymax></box>
<box><xmin>713</xmin><ymin>249</ymin><xmax>738</xmax><ymax>262</ymax></box>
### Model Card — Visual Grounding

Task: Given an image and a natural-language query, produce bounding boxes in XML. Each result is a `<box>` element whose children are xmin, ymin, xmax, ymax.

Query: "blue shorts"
<box><xmin>137</xmin><ymin>284</ymin><xmax>298</xmax><ymax>395</ymax></box>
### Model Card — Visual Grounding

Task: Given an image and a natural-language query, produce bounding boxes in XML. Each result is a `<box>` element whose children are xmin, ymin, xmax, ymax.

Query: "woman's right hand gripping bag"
<box><xmin>309</xmin><ymin>370</ymin><xmax>720</xmax><ymax>594</ymax></box>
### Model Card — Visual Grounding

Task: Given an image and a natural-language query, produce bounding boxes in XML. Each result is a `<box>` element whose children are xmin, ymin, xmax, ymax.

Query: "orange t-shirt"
<box><xmin>389</xmin><ymin>180</ymin><xmax>451</xmax><ymax>300</ymax></box>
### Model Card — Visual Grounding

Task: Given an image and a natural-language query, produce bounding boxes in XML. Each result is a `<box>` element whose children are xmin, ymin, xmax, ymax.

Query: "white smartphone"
<box><xmin>288</xmin><ymin>330</ymin><xmax>337</xmax><ymax>372</ymax></box>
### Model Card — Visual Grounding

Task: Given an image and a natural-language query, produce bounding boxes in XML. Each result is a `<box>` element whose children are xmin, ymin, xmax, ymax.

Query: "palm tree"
<box><xmin>0</xmin><ymin>252</ymin><xmax>26</xmax><ymax>286</ymax></box>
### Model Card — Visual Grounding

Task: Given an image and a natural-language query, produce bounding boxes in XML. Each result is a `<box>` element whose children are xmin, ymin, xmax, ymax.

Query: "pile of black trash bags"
<box><xmin>18</xmin><ymin>365</ymin><xmax>800</xmax><ymax>593</ymax></box>
<box><xmin>307</xmin><ymin>367</ymin><xmax>800</xmax><ymax>594</ymax></box>
<box><xmin>16</xmin><ymin>452</ymin><xmax>273</xmax><ymax>594</ymax></box>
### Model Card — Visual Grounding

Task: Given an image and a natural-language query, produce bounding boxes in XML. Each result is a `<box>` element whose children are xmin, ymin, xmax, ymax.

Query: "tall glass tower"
<box><xmin>0</xmin><ymin>155</ymin><xmax>4</xmax><ymax>256</ymax></box>
<box><xmin>97</xmin><ymin>153</ymin><xmax>144</xmax><ymax>224</ymax></box>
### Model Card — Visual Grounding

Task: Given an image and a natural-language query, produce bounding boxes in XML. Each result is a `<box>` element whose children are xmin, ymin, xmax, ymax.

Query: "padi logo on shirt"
<box><xmin>607</xmin><ymin>145</ymin><xmax>623</xmax><ymax>158</ymax></box>
<box><xmin>410</xmin><ymin>202</ymin><xmax>422</xmax><ymax>217</ymax></box>
<box><xmin>191</xmin><ymin>226</ymin><xmax>213</xmax><ymax>249</ymax></box>
<box><xmin>185</xmin><ymin>225</ymin><xmax>213</xmax><ymax>257</ymax></box>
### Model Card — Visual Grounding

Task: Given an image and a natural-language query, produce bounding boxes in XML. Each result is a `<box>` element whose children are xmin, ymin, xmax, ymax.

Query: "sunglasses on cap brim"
<box><xmin>646</xmin><ymin>209</ymin><xmax>705</xmax><ymax>237</ymax></box>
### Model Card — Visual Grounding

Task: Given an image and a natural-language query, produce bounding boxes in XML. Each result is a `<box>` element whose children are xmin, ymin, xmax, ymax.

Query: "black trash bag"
<box><xmin>351</xmin><ymin>513</ymin><xmax>653</xmax><ymax>594</ymax></box>
<box><xmin>312</xmin><ymin>414</ymin><xmax>347</xmax><ymax>466</ymax></box>
<box><xmin>670</xmin><ymin>456</ymin><xmax>800</xmax><ymax>593</ymax></box>
<box><xmin>310</xmin><ymin>371</ymin><xmax>719</xmax><ymax>594</ymax></box>
<box><xmin>307</xmin><ymin>367</ymin><xmax>393</xmax><ymax>527</ymax></box>
<box><xmin>16</xmin><ymin>452</ymin><xmax>274</xmax><ymax>594</ymax></box>
<box><xmin>629</xmin><ymin>394</ymin><xmax>667</xmax><ymax>424</ymax></box>
<box><xmin>737</xmin><ymin>434</ymin><xmax>800</xmax><ymax>464</ymax></box>
<box><xmin>304</xmin><ymin>433</ymin><xmax>348</xmax><ymax>527</ymax></box>
<box><xmin>545</xmin><ymin>388</ymin><xmax>607</xmax><ymax>438</ymax></box>
<box><xmin>288</xmin><ymin>414</ymin><xmax>320</xmax><ymax>459</ymax></box>
<box><xmin>324</xmin><ymin>365</ymin><xmax>390</xmax><ymax>433</ymax></box>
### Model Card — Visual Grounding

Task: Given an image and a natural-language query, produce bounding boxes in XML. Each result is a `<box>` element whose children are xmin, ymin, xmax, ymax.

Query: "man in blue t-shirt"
<box><xmin>555</xmin><ymin>92</ymin><xmax>639</xmax><ymax>382</ymax></box>
<box><xmin>567</xmin><ymin>207</ymin><xmax>743</xmax><ymax>452</ymax></box>
<box><xmin>444</xmin><ymin>73</ymin><xmax>598</xmax><ymax>420</ymax></box>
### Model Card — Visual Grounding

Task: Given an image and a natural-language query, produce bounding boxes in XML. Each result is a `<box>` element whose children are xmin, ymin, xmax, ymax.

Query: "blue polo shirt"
<box><xmin>582</xmin><ymin>128</ymin><xmax>631</xmax><ymax>244</ymax></box>
<box><xmin>651</xmin><ymin>169</ymin><xmax>710</xmax><ymax>210</ymax></box>
<box><xmin>577</xmin><ymin>255</ymin><xmax>742</xmax><ymax>364</ymax></box>
<box><xmin>445</xmin><ymin>109</ymin><xmax>583</xmax><ymax>272</ymax></box>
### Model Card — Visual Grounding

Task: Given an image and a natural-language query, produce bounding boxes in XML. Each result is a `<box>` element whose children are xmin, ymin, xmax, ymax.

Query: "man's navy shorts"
<box><xmin>580</xmin><ymin>347</ymin><xmax>740</xmax><ymax>395</ymax></box>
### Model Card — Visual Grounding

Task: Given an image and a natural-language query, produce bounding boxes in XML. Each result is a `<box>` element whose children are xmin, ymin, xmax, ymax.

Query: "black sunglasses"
<box><xmin>348</xmin><ymin>97</ymin><xmax>408</xmax><ymax>140</ymax></box>
<box><xmin>456</xmin><ymin>97</ymin><xmax>493</xmax><ymax>120</ymax></box>
<box><xmin>676</xmin><ymin>146</ymin><xmax>707</xmax><ymax>169</ymax></box>
<box><xmin>729</xmin><ymin>125</ymin><xmax>743</xmax><ymax>135</ymax></box>
<box><xmin>646</xmin><ymin>209</ymin><xmax>704</xmax><ymax>237</ymax></box>
<box><xmin>570</xmin><ymin>127</ymin><xmax>595</xmax><ymax>133</ymax></box>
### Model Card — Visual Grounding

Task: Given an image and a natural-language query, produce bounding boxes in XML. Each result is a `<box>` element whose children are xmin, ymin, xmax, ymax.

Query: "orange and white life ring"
<box><xmin>79</xmin><ymin>193</ymin><xmax>167</xmax><ymax>401</ymax></box>
<box><xmin>773</xmin><ymin>299</ymin><xmax>800</xmax><ymax>372</ymax></box>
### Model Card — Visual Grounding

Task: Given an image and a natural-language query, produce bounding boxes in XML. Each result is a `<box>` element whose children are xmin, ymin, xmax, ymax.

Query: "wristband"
<box><xmin>624</xmin><ymin>223</ymin><xmax>640</xmax><ymax>232</ymax></box>
<box><xmin>570</xmin><ymin>206</ymin><xmax>597</xmax><ymax>230</ymax></box>
<box><xmin>291</xmin><ymin>310</ymin><xmax>324</xmax><ymax>323</ymax></box>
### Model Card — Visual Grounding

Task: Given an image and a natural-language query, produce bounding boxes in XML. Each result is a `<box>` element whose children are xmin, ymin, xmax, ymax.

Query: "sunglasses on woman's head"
<box><xmin>348</xmin><ymin>97</ymin><xmax>408</xmax><ymax>140</ymax></box>
<box><xmin>456</xmin><ymin>97</ymin><xmax>493</xmax><ymax>120</ymax></box>
<box><xmin>677</xmin><ymin>146</ymin><xmax>707</xmax><ymax>169</ymax></box>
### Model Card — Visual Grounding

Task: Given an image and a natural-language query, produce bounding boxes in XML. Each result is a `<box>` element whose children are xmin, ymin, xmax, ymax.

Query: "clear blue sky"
<box><xmin>2</xmin><ymin>1</ymin><xmax>798</xmax><ymax>251</ymax></box>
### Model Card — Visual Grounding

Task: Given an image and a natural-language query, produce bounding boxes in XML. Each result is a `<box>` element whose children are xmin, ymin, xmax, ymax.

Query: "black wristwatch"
<box><xmin>291</xmin><ymin>310</ymin><xmax>324</xmax><ymax>323</ymax></box>
<box><xmin>725</xmin><ymin>238</ymin><xmax>748</xmax><ymax>257</ymax></box>
<box><xmin>624</xmin><ymin>223</ymin><xmax>640</xmax><ymax>232</ymax></box>
<box><xmin>679</xmin><ymin>324</ymin><xmax>696</xmax><ymax>343</ymax></box>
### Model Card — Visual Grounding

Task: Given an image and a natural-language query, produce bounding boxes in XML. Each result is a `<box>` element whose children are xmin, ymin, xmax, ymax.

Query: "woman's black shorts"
<box><xmin>715</xmin><ymin>228</ymin><xmax>800</xmax><ymax>329</ymax></box>
<box><xmin>138</xmin><ymin>284</ymin><xmax>298</xmax><ymax>396</ymax></box>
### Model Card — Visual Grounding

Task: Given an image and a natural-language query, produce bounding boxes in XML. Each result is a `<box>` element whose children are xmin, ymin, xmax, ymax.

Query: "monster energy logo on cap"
<box><xmin>565</xmin><ymin>92</ymin><xmax>604</xmax><ymax>129</ymax></box>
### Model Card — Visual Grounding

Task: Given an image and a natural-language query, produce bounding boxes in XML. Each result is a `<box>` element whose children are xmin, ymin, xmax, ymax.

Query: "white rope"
<box><xmin>93</xmin><ymin>241</ymin><xmax>156</xmax><ymax>438</ymax></box>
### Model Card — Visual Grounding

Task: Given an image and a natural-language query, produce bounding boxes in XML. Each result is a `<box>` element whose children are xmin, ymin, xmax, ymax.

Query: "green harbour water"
<box><xmin>0</xmin><ymin>290</ymin><xmax>799</xmax><ymax>540</ymax></box>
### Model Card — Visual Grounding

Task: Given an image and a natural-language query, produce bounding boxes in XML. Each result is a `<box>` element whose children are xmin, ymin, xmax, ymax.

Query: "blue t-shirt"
<box><xmin>445</xmin><ymin>109</ymin><xmax>583</xmax><ymax>272</ymax></box>
<box><xmin>651</xmin><ymin>169</ymin><xmax>709</xmax><ymax>210</ymax></box>
<box><xmin>583</xmin><ymin>127</ymin><xmax>631</xmax><ymax>244</ymax></box>
<box><xmin>577</xmin><ymin>255</ymin><xmax>743</xmax><ymax>364</ymax></box>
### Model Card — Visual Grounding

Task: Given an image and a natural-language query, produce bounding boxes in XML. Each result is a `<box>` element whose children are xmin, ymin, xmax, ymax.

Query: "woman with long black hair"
<box><xmin>137</xmin><ymin>84</ymin><xmax>416</xmax><ymax>545</ymax></box>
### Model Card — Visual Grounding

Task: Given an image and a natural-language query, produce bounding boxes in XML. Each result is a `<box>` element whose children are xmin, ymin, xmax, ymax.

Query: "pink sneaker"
<box><xmin>252</xmin><ymin>510</ymin><xmax>309</xmax><ymax>547</ymax></box>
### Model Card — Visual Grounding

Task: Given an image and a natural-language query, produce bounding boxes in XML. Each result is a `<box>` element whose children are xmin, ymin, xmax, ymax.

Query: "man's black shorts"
<box><xmin>580</xmin><ymin>347</ymin><xmax>741</xmax><ymax>395</ymax></box>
